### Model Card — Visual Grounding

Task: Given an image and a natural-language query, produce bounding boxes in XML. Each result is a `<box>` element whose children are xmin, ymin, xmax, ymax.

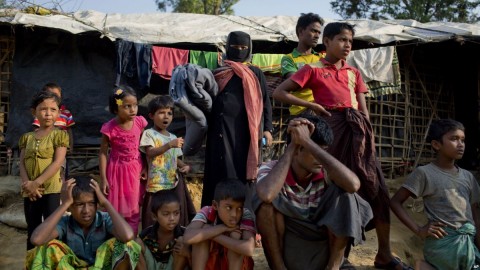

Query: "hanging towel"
<box><xmin>347</xmin><ymin>46</ymin><xmax>394</xmax><ymax>83</ymax></box>
<box><xmin>152</xmin><ymin>46</ymin><xmax>189</xmax><ymax>79</ymax></box>
<box><xmin>190</xmin><ymin>50</ymin><xmax>219</xmax><ymax>70</ymax></box>
<box><xmin>252</xmin><ymin>53</ymin><xmax>284</xmax><ymax>73</ymax></box>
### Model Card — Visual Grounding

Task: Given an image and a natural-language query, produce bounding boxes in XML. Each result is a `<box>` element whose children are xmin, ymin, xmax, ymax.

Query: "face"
<box><xmin>116</xmin><ymin>95</ymin><xmax>138</xmax><ymax>121</ymax></box>
<box><xmin>150</xmin><ymin>107</ymin><xmax>173</xmax><ymax>131</ymax></box>
<box><xmin>213</xmin><ymin>198</ymin><xmax>243</xmax><ymax>228</ymax></box>
<box><xmin>296</xmin><ymin>146</ymin><xmax>325</xmax><ymax>174</ymax></box>
<box><xmin>298</xmin><ymin>22</ymin><xmax>322</xmax><ymax>48</ymax></box>
<box><xmin>324</xmin><ymin>29</ymin><xmax>353</xmax><ymax>60</ymax></box>
<box><xmin>47</xmin><ymin>87</ymin><xmax>62</xmax><ymax>99</ymax></box>
<box><xmin>433</xmin><ymin>129</ymin><xmax>465</xmax><ymax>160</ymax></box>
<box><xmin>32</xmin><ymin>98</ymin><xmax>59</xmax><ymax>127</ymax></box>
<box><xmin>153</xmin><ymin>202</ymin><xmax>180</xmax><ymax>232</ymax></box>
<box><xmin>69</xmin><ymin>193</ymin><xmax>97</xmax><ymax>229</ymax></box>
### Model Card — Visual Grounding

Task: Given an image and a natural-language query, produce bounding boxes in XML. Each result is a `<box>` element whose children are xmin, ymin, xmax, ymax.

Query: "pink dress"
<box><xmin>100</xmin><ymin>116</ymin><xmax>147</xmax><ymax>229</ymax></box>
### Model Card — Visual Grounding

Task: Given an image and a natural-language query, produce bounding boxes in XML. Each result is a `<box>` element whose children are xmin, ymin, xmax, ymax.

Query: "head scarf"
<box><xmin>225</xmin><ymin>31</ymin><xmax>252</xmax><ymax>63</ymax></box>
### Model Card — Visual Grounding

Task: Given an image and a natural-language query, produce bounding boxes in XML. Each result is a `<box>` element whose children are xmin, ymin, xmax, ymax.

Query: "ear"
<box><xmin>323</xmin><ymin>37</ymin><xmax>330</xmax><ymax>47</ymax></box>
<box><xmin>149</xmin><ymin>113</ymin><xmax>154</xmax><ymax>120</ymax></box>
<box><xmin>150</xmin><ymin>212</ymin><xmax>158</xmax><ymax>222</ymax></box>
<box><xmin>212</xmin><ymin>200</ymin><xmax>218</xmax><ymax>211</ymax></box>
<box><xmin>431</xmin><ymin>139</ymin><xmax>442</xmax><ymax>151</ymax></box>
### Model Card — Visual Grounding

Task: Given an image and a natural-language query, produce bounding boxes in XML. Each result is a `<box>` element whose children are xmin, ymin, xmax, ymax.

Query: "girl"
<box><xmin>136</xmin><ymin>190</ymin><xmax>190</xmax><ymax>270</ymax></box>
<box><xmin>99</xmin><ymin>85</ymin><xmax>147</xmax><ymax>234</ymax></box>
<box><xmin>19</xmin><ymin>91</ymin><xmax>68</xmax><ymax>250</ymax></box>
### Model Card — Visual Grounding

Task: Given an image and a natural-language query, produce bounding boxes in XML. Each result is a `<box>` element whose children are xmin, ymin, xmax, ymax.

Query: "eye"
<box><xmin>226</xmin><ymin>206</ymin><xmax>231</xmax><ymax>210</ymax></box>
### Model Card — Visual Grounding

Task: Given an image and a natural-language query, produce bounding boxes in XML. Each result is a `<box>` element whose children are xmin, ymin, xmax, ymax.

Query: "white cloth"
<box><xmin>347</xmin><ymin>46</ymin><xmax>394</xmax><ymax>83</ymax></box>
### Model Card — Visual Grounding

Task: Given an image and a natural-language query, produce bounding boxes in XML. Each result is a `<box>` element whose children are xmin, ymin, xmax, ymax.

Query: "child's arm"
<box><xmin>67</xmin><ymin>128</ymin><xmax>74</xmax><ymax>154</ymax></box>
<box><xmin>134</xmin><ymin>237</ymin><xmax>147</xmax><ymax>270</ymax></box>
<box><xmin>356</xmin><ymin>92</ymin><xmax>370</xmax><ymax>120</ymax></box>
<box><xmin>472</xmin><ymin>202</ymin><xmax>480</xmax><ymax>248</ymax></box>
<box><xmin>90</xmin><ymin>179</ymin><xmax>134</xmax><ymax>242</ymax></box>
<box><xmin>183</xmin><ymin>220</ymin><xmax>236</xmax><ymax>245</ymax></box>
<box><xmin>144</xmin><ymin>137</ymin><xmax>184</xmax><ymax>159</ymax></box>
<box><xmin>272</xmin><ymin>79</ymin><xmax>331</xmax><ymax>117</ymax></box>
<box><xmin>99</xmin><ymin>135</ymin><xmax>109</xmax><ymax>195</ymax></box>
<box><xmin>391</xmin><ymin>187</ymin><xmax>447</xmax><ymax>239</ymax></box>
<box><xmin>30</xmin><ymin>179</ymin><xmax>76</xmax><ymax>246</ymax></box>
<box><xmin>177</xmin><ymin>158</ymin><xmax>190</xmax><ymax>174</ymax></box>
<box><xmin>22</xmin><ymin>145</ymin><xmax>67</xmax><ymax>198</ymax></box>
<box><xmin>212</xmin><ymin>230</ymin><xmax>255</xmax><ymax>257</ymax></box>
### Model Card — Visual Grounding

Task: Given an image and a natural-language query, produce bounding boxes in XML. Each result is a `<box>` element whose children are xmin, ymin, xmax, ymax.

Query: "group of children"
<box><xmin>17</xmin><ymin>18</ymin><xmax>480</xmax><ymax>270</ymax></box>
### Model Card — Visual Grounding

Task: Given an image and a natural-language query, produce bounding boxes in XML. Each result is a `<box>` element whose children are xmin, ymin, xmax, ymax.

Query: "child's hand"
<box><xmin>169</xmin><ymin>138</ymin><xmax>184</xmax><ymax>148</ymax></box>
<box><xmin>173</xmin><ymin>236</ymin><xmax>190</xmax><ymax>257</ymax></box>
<box><xmin>178</xmin><ymin>165</ymin><xmax>191</xmax><ymax>174</ymax></box>
<box><xmin>61</xmin><ymin>179</ymin><xmax>76</xmax><ymax>207</ymax></box>
<box><xmin>418</xmin><ymin>221</ymin><xmax>448</xmax><ymax>239</ymax></box>
<box><xmin>101</xmin><ymin>178</ymin><xmax>109</xmax><ymax>196</ymax></box>
<box><xmin>90</xmin><ymin>179</ymin><xmax>109</xmax><ymax>207</ymax></box>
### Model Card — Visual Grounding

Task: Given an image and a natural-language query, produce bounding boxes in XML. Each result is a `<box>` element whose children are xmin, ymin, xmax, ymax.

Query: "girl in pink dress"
<box><xmin>99</xmin><ymin>86</ymin><xmax>147</xmax><ymax>234</ymax></box>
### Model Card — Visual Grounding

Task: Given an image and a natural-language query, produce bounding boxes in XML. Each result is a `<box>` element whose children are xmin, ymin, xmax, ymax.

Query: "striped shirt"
<box><xmin>192</xmin><ymin>206</ymin><xmax>256</xmax><ymax>234</ymax></box>
<box><xmin>32</xmin><ymin>104</ymin><xmax>75</xmax><ymax>130</ymax></box>
<box><xmin>257</xmin><ymin>160</ymin><xmax>326</xmax><ymax>220</ymax></box>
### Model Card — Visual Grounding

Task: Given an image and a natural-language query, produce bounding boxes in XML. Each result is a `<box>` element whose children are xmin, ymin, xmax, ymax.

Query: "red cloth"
<box><xmin>151</xmin><ymin>46</ymin><xmax>189</xmax><ymax>79</ymax></box>
<box><xmin>206</xmin><ymin>241</ymin><xmax>254</xmax><ymax>270</ymax></box>
<box><xmin>290</xmin><ymin>58</ymin><xmax>368</xmax><ymax>110</ymax></box>
<box><xmin>214</xmin><ymin>61</ymin><xmax>263</xmax><ymax>180</ymax></box>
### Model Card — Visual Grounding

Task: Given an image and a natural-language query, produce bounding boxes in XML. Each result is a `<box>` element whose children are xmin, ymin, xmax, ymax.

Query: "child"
<box><xmin>19</xmin><ymin>90</ymin><xmax>69</xmax><ymax>250</ymax></box>
<box><xmin>25</xmin><ymin>176</ymin><xmax>140</xmax><ymax>269</ymax></box>
<box><xmin>391</xmin><ymin>119</ymin><xmax>480</xmax><ymax>270</ymax></box>
<box><xmin>140</xmin><ymin>95</ymin><xmax>193</xmax><ymax>229</ymax></box>
<box><xmin>32</xmin><ymin>83</ymin><xmax>75</xmax><ymax>182</ymax></box>
<box><xmin>99</xmin><ymin>85</ymin><xmax>148</xmax><ymax>234</ymax></box>
<box><xmin>184</xmin><ymin>180</ymin><xmax>255</xmax><ymax>270</ymax></box>
<box><xmin>136</xmin><ymin>190</ymin><xmax>190</xmax><ymax>270</ymax></box>
<box><xmin>272</xmin><ymin>22</ymin><xmax>408</xmax><ymax>269</ymax></box>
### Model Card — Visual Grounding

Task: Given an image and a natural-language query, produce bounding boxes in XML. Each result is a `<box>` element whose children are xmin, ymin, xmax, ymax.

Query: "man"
<box><xmin>254</xmin><ymin>115</ymin><xmax>372</xmax><ymax>270</ymax></box>
<box><xmin>281</xmin><ymin>13</ymin><xmax>324</xmax><ymax>115</ymax></box>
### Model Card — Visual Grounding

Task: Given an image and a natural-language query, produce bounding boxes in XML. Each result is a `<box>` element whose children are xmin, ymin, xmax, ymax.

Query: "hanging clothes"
<box><xmin>152</xmin><ymin>46</ymin><xmax>189</xmax><ymax>79</ymax></box>
<box><xmin>189</xmin><ymin>50</ymin><xmax>219</xmax><ymax>70</ymax></box>
<box><xmin>251</xmin><ymin>53</ymin><xmax>284</xmax><ymax>73</ymax></box>
<box><xmin>115</xmin><ymin>39</ymin><xmax>152</xmax><ymax>89</ymax></box>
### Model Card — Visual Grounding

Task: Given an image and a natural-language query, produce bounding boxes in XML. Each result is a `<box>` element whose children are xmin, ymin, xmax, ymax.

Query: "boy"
<box><xmin>391</xmin><ymin>119</ymin><xmax>480</xmax><ymax>270</ymax></box>
<box><xmin>140</xmin><ymin>95</ymin><xmax>192</xmax><ymax>229</ymax></box>
<box><xmin>136</xmin><ymin>190</ymin><xmax>190</xmax><ymax>270</ymax></box>
<box><xmin>32</xmin><ymin>82</ymin><xmax>75</xmax><ymax>180</ymax></box>
<box><xmin>25</xmin><ymin>176</ymin><xmax>140</xmax><ymax>269</ymax></box>
<box><xmin>272</xmin><ymin>22</ymin><xmax>409</xmax><ymax>269</ymax></box>
<box><xmin>184</xmin><ymin>180</ymin><xmax>255</xmax><ymax>270</ymax></box>
<box><xmin>281</xmin><ymin>12</ymin><xmax>325</xmax><ymax>115</ymax></box>
<box><xmin>254</xmin><ymin>116</ymin><xmax>372</xmax><ymax>270</ymax></box>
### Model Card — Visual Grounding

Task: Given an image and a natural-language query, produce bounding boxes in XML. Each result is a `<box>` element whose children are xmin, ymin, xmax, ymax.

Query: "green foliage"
<box><xmin>330</xmin><ymin>0</ymin><xmax>480</xmax><ymax>22</ymax></box>
<box><xmin>156</xmin><ymin>0</ymin><xmax>239</xmax><ymax>15</ymax></box>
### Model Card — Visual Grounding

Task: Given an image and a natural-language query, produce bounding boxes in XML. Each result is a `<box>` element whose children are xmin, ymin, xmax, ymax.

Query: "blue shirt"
<box><xmin>56</xmin><ymin>211</ymin><xmax>113</xmax><ymax>265</ymax></box>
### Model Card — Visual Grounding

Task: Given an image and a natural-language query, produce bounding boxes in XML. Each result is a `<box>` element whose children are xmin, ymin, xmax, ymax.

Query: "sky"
<box><xmin>35</xmin><ymin>0</ymin><xmax>341</xmax><ymax>19</ymax></box>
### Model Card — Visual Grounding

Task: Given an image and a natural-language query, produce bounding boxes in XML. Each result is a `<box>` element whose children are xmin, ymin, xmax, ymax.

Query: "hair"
<box><xmin>71</xmin><ymin>175</ymin><xmax>98</xmax><ymax>203</ymax></box>
<box><xmin>296</xmin><ymin>13</ymin><xmax>324</xmax><ymax>37</ymax></box>
<box><xmin>30</xmin><ymin>90</ymin><xmax>61</xmax><ymax>110</ymax></box>
<box><xmin>108</xmin><ymin>85</ymin><xmax>137</xmax><ymax>114</ymax></box>
<box><xmin>150</xmin><ymin>190</ymin><xmax>180</xmax><ymax>214</ymax></box>
<box><xmin>323</xmin><ymin>22</ymin><xmax>355</xmax><ymax>40</ymax></box>
<box><xmin>427</xmin><ymin>119</ymin><xmax>465</xmax><ymax>144</ymax></box>
<box><xmin>286</xmin><ymin>114</ymin><xmax>333</xmax><ymax>146</ymax></box>
<box><xmin>214</xmin><ymin>179</ymin><xmax>246</xmax><ymax>203</ymax></box>
<box><xmin>42</xmin><ymin>82</ymin><xmax>62</xmax><ymax>93</ymax></box>
<box><xmin>148</xmin><ymin>95</ymin><xmax>174</xmax><ymax>115</ymax></box>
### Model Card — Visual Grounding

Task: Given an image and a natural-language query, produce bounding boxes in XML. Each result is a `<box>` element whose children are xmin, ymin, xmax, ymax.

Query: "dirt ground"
<box><xmin>0</xmin><ymin>175</ymin><xmax>425</xmax><ymax>269</ymax></box>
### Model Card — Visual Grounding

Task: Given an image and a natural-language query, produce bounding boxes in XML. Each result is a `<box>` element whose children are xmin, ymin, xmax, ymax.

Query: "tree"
<box><xmin>330</xmin><ymin>0</ymin><xmax>480</xmax><ymax>22</ymax></box>
<box><xmin>156</xmin><ymin>0</ymin><xmax>239</xmax><ymax>15</ymax></box>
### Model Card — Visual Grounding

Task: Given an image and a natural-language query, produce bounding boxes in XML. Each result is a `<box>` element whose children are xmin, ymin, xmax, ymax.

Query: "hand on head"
<box><xmin>61</xmin><ymin>178</ymin><xmax>76</xmax><ymax>206</ymax></box>
<box><xmin>287</xmin><ymin>118</ymin><xmax>314</xmax><ymax>147</ymax></box>
<box><xmin>90</xmin><ymin>179</ymin><xmax>108</xmax><ymax>207</ymax></box>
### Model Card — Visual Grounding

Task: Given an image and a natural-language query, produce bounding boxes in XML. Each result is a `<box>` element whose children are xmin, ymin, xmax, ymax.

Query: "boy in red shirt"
<box><xmin>273</xmin><ymin>22</ymin><xmax>412</xmax><ymax>270</ymax></box>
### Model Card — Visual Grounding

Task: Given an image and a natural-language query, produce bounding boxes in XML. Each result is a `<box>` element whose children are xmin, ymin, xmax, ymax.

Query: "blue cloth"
<box><xmin>424</xmin><ymin>223</ymin><xmax>480</xmax><ymax>270</ymax></box>
<box><xmin>115</xmin><ymin>39</ymin><xmax>152</xmax><ymax>89</ymax></box>
<box><xmin>56</xmin><ymin>211</ymin><xmax>113</xmax><ymax>265</ymax></box>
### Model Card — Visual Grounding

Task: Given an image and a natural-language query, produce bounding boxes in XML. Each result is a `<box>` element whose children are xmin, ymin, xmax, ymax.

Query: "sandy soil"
<box><xmin>0</xmin><ymin>175</ymin><xmax>425</xmax><ymax>269</ymax></box>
